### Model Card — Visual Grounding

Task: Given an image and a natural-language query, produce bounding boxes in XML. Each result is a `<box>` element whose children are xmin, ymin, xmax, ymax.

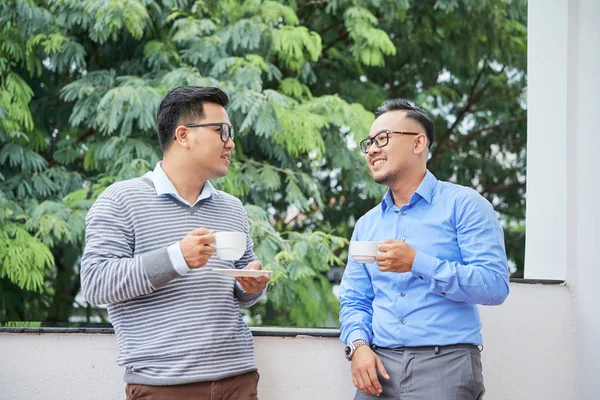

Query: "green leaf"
<box><xmin>271</xmin><ymin>26</ymin><xmax>322</xmax><ymax>72</ymax></box>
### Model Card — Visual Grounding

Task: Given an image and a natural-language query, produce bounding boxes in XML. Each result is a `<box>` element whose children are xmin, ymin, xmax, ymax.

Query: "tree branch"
<box><xmin>321</xmin><ymin>30</ymin><xmax>350</xmax><ymax>55</ymax></box>
<box><xmin>481</xmin><ymin>181</ymin><xmax>526</xmax><ymax>195</ymax></box>
<box><xmin>468</xmin><ymin>104</ymin><xmax>491</xmax><ymax>114</ymax></box>
<box><xmin>452</xmin><ymin>115</ymin><xmax>526</xmax><ymax>148</ymax></box>
<box><xmin>429</xmin><ymin>64</ymin><xmax>490</xmax><ymax>166</ymax></box>
<box><xmin>297</xmin><ymin>0</ymin><xmax>330</xmax><ymax>14</ymax></box>
<box><xmin>311</xmin><ymin>29</ymin><xmax>358</xmax><ymax>72</ymax></box>
<box><xmin>237</xmin><ymin>156</ymin><xmax>312</xmax><ymax>181</ymax></box>
<box><xmin>316</xmin><ymin>24</ymin><xmax>337</xmax><ymax>37</ymax></box>
<box><xmin>77</xmin><ymin>128</ymin><xmax>97</xmax><ymax>143</ymax></box>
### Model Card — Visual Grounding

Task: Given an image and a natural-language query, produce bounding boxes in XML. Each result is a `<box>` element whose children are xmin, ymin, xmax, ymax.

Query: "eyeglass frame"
<box><xmin>359</xmin><ymin>130</ymin><xmax>422</xmax><ymax>154</ymax></box>
<box><xmin>173</xmin><ymin>122</ymin><xmax>235</xmax><ymax>143</ymax></box>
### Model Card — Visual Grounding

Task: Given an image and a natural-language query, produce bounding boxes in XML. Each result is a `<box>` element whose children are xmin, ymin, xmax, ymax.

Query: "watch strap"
<box><xmin>346</xmin><ymin>339</ymin><xmax>368</xmax><ymax>360</ymax></box>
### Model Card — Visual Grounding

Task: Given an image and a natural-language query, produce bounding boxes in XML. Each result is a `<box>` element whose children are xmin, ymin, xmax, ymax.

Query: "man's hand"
<box><xmin>351</xmin><ymin>345</ymin><xmax>390</xmax><ymax>397</ymax></box>
<box><xmin>236</xmin><ymin>261</ymin><xmax>269</xmax><ymax>294</ymax></box>
<box><xmin>376</xmin><ymin>239</ymin><xmax>417</xmax><ymax>273</ymax></box>
<box><xmin>180</xmin><ymin>228</ymin><xmax>216</xmax><ymax>269</ymax></box>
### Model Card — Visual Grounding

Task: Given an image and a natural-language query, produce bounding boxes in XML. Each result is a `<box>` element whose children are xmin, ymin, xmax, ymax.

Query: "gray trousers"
<box><xmin>354</xmin><ymin>344</ymin><xmax>485</xmax><ymax>400</ymax></box>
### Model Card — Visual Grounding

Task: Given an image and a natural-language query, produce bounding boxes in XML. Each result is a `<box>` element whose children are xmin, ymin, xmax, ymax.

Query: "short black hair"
<box><xmin>156</xmin><ymin>86</ymin><xmax>229</xmax><ymax>151</ymax></box>
<box><xmin>375</xmin><ymin>99</ymin><xmax>435</xmax><ymax>149</ymax></box>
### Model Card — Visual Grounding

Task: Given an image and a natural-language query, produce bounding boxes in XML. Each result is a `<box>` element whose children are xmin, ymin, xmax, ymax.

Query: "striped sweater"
<box><xmin>80</xmin><ymin>174</ymin><xmax>263</xmax><ymax>385</ymax></box>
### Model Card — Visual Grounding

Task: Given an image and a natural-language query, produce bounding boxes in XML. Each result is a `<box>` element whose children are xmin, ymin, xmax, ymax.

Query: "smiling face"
<box><xmin>175</xmin><ymin>102</ymin><xmax>235</xmax><ymax>180</ymax></box>
<box><xmin>365</xmin><ymin>110</ymin><xmax>428</xmax><ymax>187</ymax></box>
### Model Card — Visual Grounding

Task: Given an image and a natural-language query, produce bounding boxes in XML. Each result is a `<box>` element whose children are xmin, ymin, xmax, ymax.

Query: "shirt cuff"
<box><xmin>411</xmin><ymin>252</ymin><xmax>437</xmax><ymax>282</ymax></box>
<box><xmin>347</xmin><ymin>329</ymin><xmax>370</xmax><ymax>345</ymax></box>
<box><xmin>234</xmin><ymin>281</ymin><xmax>266</xmax><ymax>307</ymax></box>
<box><xmin>235</xmin><ymin>281</ymin><xmax>246</xmax><ymax>293</ymax></box>
<box><xmin>140</xmin><ymin>247</ymin><xmax>180</xmax><ymax>289</ymax></box>
<box><xmin>235</xmin><ymin>280</ymin><xmax>269</xmax><ymax>294</ymax></box>
<box><xmin>167</xmin><ymin>242</ymin><xmax>191</xmax><ymax>276</ymax></box>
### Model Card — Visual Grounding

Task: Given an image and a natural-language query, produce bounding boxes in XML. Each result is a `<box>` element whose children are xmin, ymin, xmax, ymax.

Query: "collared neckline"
<box><xmin>148</xmin><ymin>162</ymin><xmax>219</xmax><ymax>206</ymax></box>
<box><xmin>381</xmin><ymin>170</ymin><xmax>437</xmax><ymax>212</ymax></box>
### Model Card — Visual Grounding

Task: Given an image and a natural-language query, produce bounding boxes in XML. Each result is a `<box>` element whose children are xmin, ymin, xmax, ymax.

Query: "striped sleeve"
<box><xmin>234</xmin><ymin>282</ymin><xmax>266</xmax><ymax>308</ymax></box>
<box><xmin>80</xmin><ymin>195</ymin><xmax>179</xmax><ymax>306</ymax></box>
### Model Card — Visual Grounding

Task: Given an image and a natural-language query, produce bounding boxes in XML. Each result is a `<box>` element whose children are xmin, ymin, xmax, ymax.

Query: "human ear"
<box><xmin>174</xmin><ymin>126</ymin><xmax>190</xmax><ymax>148</ymax></box>
<box><xmin>413</xmin><ymin>134</ymin><xmax>428</xmax><ymax>154</ymax></box>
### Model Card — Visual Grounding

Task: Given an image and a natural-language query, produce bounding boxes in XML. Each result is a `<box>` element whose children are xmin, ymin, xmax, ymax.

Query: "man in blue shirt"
<box><xmin>339</xmin><ymin>99</ymin><xmax>509</xmax><ymax>399</ymax></box>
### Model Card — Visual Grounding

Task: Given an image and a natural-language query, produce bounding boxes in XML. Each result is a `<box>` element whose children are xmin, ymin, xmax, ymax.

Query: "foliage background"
<box><xmin>0</xmin><ymin>0</ymin><xmax>527</xmax><ymax>327</ymax></box>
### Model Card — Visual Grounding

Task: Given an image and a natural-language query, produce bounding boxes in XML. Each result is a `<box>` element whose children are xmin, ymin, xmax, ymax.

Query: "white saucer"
<box><xmin>212</xmin><ymin>269</ymin><xmax>272</xmax><ymax>278</ymax></box>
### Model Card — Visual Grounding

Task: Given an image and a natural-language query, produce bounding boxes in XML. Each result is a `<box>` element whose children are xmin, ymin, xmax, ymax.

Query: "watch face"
<box><xmin>344</xmin><ymin>345</ymin><xmax>352</xmax><ymax>357</ymax></box>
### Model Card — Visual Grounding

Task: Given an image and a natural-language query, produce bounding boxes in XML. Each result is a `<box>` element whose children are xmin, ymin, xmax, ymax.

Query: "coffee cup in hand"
<box><xmin>214</xmin><ymin>231</ymin><xmax>246</xmax><ymax>260</ymax></box>
<box><xmin>349</xmin><ymin>241</ymin><xmax>379</xmax><ymax>263</ymax></box>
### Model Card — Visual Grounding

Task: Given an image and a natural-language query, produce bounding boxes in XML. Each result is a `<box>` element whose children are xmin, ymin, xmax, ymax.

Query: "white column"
<box><xmin>569</xmin><ymin>0</ymin><xmax>600</xmax><ymax>398</ymax></box>
<box><xmin>529</xmin><ymin>0</ymin><xmax>600</xmax><ymax>396</ymax></box>
<box><xmin>525</xmin><ymin>0</ymin><xmax>570</xmax><ymax>280</ymax></box>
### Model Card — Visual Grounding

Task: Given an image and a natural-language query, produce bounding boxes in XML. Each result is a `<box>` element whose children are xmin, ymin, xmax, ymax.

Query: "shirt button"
<box><xmin>401</xmin><ymin>211</ymin><xmax>407</xmax><ymax>215</ymax></box>
<box><xmin>400</xmin><ymin>237</ymin><xmax>405</xmax><ymax>242</ymax></box>
<box><xmin>419</xmin><ymin>276</ymin><xmax>423</xmax><ymax>280</ymax></box>
<box><xmin>401</xmin><ymin>319</ymin><xmax>406</xmax><ymax>324</ymax></box>
<box><xmin>401</xmin><ymin>292</ymin><xmax>406</xmax><ymax>297</ymax></box>
<box><xmin>441</xmin><ymin>292</ymin><xmax>447</xmax><ymax>296</ymax></box>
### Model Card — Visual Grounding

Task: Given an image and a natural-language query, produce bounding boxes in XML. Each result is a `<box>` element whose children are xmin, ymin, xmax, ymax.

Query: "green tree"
<box><xmin>0</xmin><ymin>0</ymin><xmax>527</xmax><ymax>326</ymax></box>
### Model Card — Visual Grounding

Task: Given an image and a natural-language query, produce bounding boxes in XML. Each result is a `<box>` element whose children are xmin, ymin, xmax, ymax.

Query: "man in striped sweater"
<box><xmin>81</xmin><ymin>86</ymin><xmax>269</xmax><ymax>400</ymax></box>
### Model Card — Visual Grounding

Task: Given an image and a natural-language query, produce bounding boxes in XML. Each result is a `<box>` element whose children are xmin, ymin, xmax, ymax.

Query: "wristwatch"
<box><xmin>344</xmin><ymin>339</ymin><xmax>368</xmax><ymax>361</ymax></box>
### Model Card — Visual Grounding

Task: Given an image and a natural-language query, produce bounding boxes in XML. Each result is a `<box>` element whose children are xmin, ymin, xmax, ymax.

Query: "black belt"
<box><xmin>371</xmin><ymin>343</ymin><xmax>482</xmax><ymax>355</ymax></box>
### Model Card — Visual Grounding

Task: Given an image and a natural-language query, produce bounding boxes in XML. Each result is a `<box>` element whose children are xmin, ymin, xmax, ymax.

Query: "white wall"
<box><xmin>0</xmin><ymin>284</ymin><xmax>575</xmax><ymax>400</ymax></box>
<box><xmin>528</xmin><ymin>0</ymin><xmax>600</xmax><ymax>397</ymax></box>
<box><xmin>565</xmin><ymin>0</ymin><xmax>600</xmax><ymax>397</ymax></box>
<box><xmin>525</xmin><ymin>0</ymin><xmax>569</xmax><ymax>281</ymax></box>
<box><xmin>480</xmin><ymin>284</ymin><xmax>575</xmax><ymax>399</ymax></box>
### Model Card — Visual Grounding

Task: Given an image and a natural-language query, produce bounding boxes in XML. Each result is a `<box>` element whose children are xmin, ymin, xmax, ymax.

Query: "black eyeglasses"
<box><xmin>174</xmin><ymin>122</ymin><xmax>235</xmax><ymax>143</ymax></box>
<box><xmin>359</xmin><ymin>130</ymin><xmax>421</xmax><ymax>154</ymax></box>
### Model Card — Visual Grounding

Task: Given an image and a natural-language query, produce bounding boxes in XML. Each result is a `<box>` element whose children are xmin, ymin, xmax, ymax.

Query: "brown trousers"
<box><xmin>125</xmin><ymin>371</ymin><xmax>260</xmax><ymax>400</ymax></box>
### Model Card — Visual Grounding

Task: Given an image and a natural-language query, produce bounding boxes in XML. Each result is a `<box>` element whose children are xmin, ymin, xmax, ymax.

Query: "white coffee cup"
<box><xmin>214</xmin><ymin>231</ymin><xmax>246</xmax><ymax>260</ymax></box>
<box><xmin>349</xmin><ymin>241</ymin><xmax>379</xmax><ymax>263</ymax></box>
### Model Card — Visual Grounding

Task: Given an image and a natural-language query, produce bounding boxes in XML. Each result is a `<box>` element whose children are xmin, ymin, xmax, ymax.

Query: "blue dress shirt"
<box><xmin>339</xmin><ymin>170</ymin><xmax>509</xmax><ymax>347</ymax></box>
